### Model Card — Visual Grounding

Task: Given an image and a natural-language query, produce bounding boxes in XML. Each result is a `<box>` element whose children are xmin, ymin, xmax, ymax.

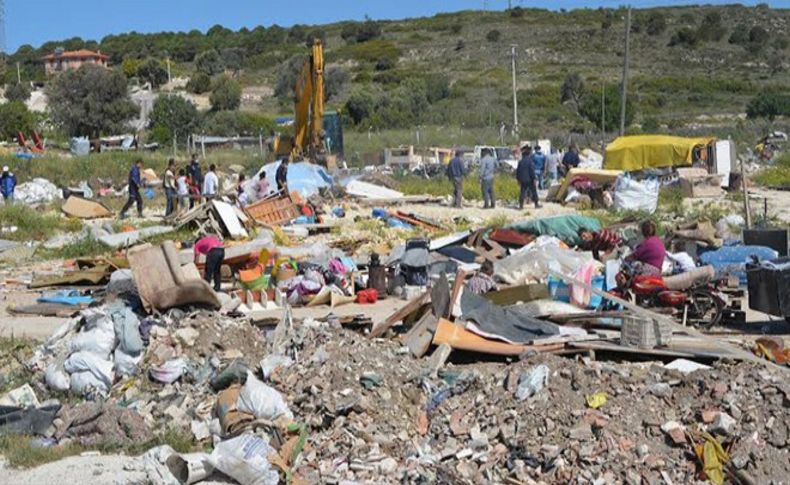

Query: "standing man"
<box><xmin>546</xmin><ymin>147</ymin><xmax>560</xmax><ymax>186</ymax></box>
<box><xmin>517</xmin><ymin>145</ymin><xmax>540</xmax><ymax>209</ymax></box>
<box><xmin>194</xmin><ymin>234</ymin><xmax>225</xmax><ymax>292</ymax></box>
<box><xmin>187</xmin><ymin>155</ymin><xmax>202</xmax><ymax>208</ymax></box>
<box><xmin>479</xmin><ymin>148</ymin><xmax>497</xmax><ymax>209</ymax></box>
<box><xmin>176</xmin><ymin>168</ymin><xmax>190</xmax><ymax>214</ymax></box>
<box><xmin>0</xmin><ymin>166</ymin><xmax>17</xmax><ymax>205</ymax></box>
<box><xmin>446</xmin><ymin>150</ymin><xmax>465</xmax><ymax>208</ymax></box>
<box><xmin>531</xmin><ymin>145</ymin><xmax>547</xmax><ymax>190</ymax></box>
<box><xmin>163</xmin><ymin>159</ymin><xmax>177</xmax><ymax>217</ymax></box>
<box><xmin>202</xmin><ymin>164</ymin><xmax>219</xmax><ymax>201</ymax></box>
<box><xmin>562</xmin><ymin>144</ymin><xmax>580</xmax><ymax>175</ymax></box>
<box><xmin>275</xmin><ymin>158</ymin><xmax>289</xmax><ymax>193</ymax></box>
<box><xmin>120</xmin><ymin>159</ymin><xmax>144</xmax><ymax>219</ymax></box>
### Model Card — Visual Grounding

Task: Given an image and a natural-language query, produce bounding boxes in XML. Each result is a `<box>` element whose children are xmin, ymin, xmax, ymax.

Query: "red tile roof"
<box><xmin>42</xmin><ymin>49</ymin><xmax>109</xmax><ymax>61</ymax></box>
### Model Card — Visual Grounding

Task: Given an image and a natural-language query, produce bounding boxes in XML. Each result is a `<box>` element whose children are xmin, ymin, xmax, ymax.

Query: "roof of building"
<box><xmin>42</xmin><ymin>49</ymin><xmax>109</xmax><ymax>61</ymax></box>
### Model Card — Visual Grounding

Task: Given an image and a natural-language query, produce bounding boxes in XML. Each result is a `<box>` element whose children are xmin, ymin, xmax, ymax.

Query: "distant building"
<box><xmin>42</xmin><ymin>49</ymin><xmax>109</xmax><ymax>75</ymax></box>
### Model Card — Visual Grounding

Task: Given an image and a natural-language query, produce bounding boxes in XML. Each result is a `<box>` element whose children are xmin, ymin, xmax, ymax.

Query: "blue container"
<box><xmin>548</xmin><ymin>275</ymin><xmax>605</xmax><ymax>309</ymax></box>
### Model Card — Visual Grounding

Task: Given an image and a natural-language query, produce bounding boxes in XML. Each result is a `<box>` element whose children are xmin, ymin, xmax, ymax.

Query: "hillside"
<box><xmin>3</xmin><ymin>4</ymin><xmax>790</xmax><ymax>155</ymax></box>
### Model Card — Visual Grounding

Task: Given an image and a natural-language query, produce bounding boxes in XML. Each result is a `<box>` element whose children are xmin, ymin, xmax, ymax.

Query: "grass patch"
<box><xmin>0</xmin><ymin>205</ymin><xmax>81</xmax><ymax>242</ymax></box>
<box><xmin>397</xmin><ymin>173</ymin><xmax>520</xmax><ymax>201</ymax></box>
<box><xmin>36</xmin><ymin>234</ymin><xmax>111</xmax><ymax>261</ymax></box>
<box><xmin>753</xmin><ymin>154</ymin><xmax>790</xmax><ymax>188</ymax></box>
<box><xmin>0</xmin><ymin>435</ymin><xmax>85</xmax><ymax>468</ymax></box>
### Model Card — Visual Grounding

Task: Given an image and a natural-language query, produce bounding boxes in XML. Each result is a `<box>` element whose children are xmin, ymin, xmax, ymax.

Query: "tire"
<box><xmin>688</xmin><ymin>288</ymin><xmax>724</xmax><ymax>329</ymax></box>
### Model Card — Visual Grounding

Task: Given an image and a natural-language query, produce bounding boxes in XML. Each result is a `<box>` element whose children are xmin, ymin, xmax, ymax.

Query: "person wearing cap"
<box><xmin>446</xmin><ymin>150</ymin><xmax>465</xmax><ymax>208</ymax></box>
<box><xmin>0</xmin><ymin>166</ymin><xmax>16</xmax><ymax>204</ymax></box>
<box><xmin>516</xmin><ymin>145</ymin><xmax>540</xmax><ymax>209</ymax></box>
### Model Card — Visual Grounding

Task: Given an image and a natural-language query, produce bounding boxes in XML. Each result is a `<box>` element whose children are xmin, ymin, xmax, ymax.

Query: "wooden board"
<box><xmin>432</xmin><ymin>319</ymin><xmax>564</xmax><ymax>356</ymax></box>
<box><xmin>369</xmin><ymin>290</ymin><xmax>431</xmax><ymax>338</ymax></box>
<box><xmin>244</xmin><ymin>192</ymin><xmax>300</xmax><ymax>226</ymax></box>
<box><xmin>401</xmin><ymin>312</ymin><xmax>439</xmax><ymax>358</ymax></box>
<box><xmin>483</xmin><ymin>283</ymin><xmax>549</xmax><ymax>306</ymax></box>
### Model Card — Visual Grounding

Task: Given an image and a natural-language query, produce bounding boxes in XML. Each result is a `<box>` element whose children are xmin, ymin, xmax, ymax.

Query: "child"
<box><xmin>176</xmin><ymin>169</ymin><xmax>189</xmax><ymax>213</ymax></box>
<box><xmin>467</xmin><ymin>261</ymin><xmax>498</xmax><ymax>295</ymax></box>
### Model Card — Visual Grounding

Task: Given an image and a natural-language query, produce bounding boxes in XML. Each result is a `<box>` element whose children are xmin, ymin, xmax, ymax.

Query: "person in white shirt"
<box><xmin>176</xmin><ymin>168</ymin><xmax>189</xmax><ymax>213</ymax></box>
<box><xmin>202</xmin><ymin>164</ymin><xmax>219</xmax><ymax>201</ymax></box>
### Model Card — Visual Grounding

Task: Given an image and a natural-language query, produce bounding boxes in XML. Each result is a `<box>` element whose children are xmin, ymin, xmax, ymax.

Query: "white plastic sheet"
<box><xmin>14</xmin><ymin>178</ymin><xmax>61</xmax><ymax>205</ymax></box>
<box><xmin>210</xmin><ymin>434</ymin><xmax>279</xmax><ymax>485</ymax></box>
<box><xmin>495</xmin><ymin>244</ymin><xmax>593</xmax><ymax>285</ymax></box>
<box><xmin>613</xmin><ymin>175</ymin><xmax>660</xmax><ymax>214</ymax></box>
<box><xmin>64</xmin><ymin>351</ymin><xmax>114</xmax><ymax>394</ymax></box>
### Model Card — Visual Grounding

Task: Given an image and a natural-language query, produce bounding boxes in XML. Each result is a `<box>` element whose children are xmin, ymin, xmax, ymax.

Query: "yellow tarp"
<box><xmin>604</xmin><ymin>135</ymin><xmax>715</xmax><ymax>171</ymax></box>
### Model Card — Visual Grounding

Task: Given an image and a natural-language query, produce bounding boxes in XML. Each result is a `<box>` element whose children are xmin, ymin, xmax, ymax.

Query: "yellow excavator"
<box><xmin>273</xmin><ymin>39</ymin><xmax>332</xmax><ymax>163</ymax></box>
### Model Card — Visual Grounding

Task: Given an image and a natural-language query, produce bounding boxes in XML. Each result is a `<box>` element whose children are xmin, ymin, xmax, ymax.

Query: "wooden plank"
<box><xmin>446</xmin><ymin>269</ymin><xmax>469</xmax><ymax>319</ymax></box>
<box><xmin>432</xmin><ymin>319</ymin><xmax>564</xmax><ymax>356</ymax></box>
<box><xmin>369</xmin><ymin>291</ymin><xmax>431</xmax><ymax>338</ymax></box>
<box><xmin>483</xmin><ymin>283</ymin><xmax>549</xmax><ymax>306</ymax></box>
<box><xmin>401</xmin><ymin>312</ymin><xmax>439</xmax><ymax>358</ymax></box>
<box><xmin>568</xmin><ymin>340</ymin><xmax>736</xmax><ymax>360</ymax></box>
<box><xmin>522</xmin><ymin>333</ymin><xmax>603</xmax><ymax>346</ymax></box>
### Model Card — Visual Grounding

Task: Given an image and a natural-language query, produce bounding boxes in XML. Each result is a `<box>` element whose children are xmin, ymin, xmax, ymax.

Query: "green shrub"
<box><xmin>5</xmin><ymin>82</ymin><xmax>31</xmax><ymax>102</ymax></box>
<box><xmin>486</xmin><ymin>30</ymin><xmax>502</xmax><ymax>43</ymax></box>
<box><xmin>746</xmin><ymin>92</ymin><xmax>790</xmax><ymax>120</ymax></box>
<box><xmin>186</xmin><ymin>72</ymin><xmax>211</xmax><ymax>94</ymax></box>
<box><xmin>340</xmin><ymin>40</ymin><xmax>400</xmax><ymax>64</ymax></box>
<box><xmin>209</xmin><ymin>75</ymin><xmax>241</xmax><ymax>111</ymax></box>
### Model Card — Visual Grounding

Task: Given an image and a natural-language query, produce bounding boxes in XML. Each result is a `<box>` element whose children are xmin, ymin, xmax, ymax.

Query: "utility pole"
<box><xmin>510</xmin><ymin>45</ymin><xmax>519</xmax><ymax>136</ymax></box>
<box><xmin>16</xmin><ymin>61</ymin><xmax>20</xmax><ymax>84</ymax></box>
<box><xmin>601</xmin><ymin>81</ymin><xmax>606</xmax><ymax>151</ymax></box>
<box><xmin>166</xmin><ymin>58</ymin><xmax>171</xmax><ymax>86</ymax></box>
<box><xmin>619</xmin><ymin>6</ymin><xmax>631</xmax><ymax>136</ymax></box>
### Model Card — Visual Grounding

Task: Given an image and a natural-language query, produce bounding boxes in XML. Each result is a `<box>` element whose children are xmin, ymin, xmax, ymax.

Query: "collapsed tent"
<box><xmin>604</xmin><ymin>135</ymin><xmax>715</xmax><ymax>171</ymax></box>
<box><xmin>251</xmin><ymin>161</ymin><xmax>333</xmax><ymax>199</ymax></box>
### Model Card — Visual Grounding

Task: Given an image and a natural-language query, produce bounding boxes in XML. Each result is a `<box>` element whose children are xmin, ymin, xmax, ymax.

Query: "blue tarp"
<box><xmin>38</xmin><ymin>290</ymin><xmax>93</xmax><ymax>306</ymax></box>
<box><xmin>700</xmin><ymin>245</ymin><xmax>779</xmax><ymax>285</ymax></box>
<box><xmin>253</xmin><ymin>161</ymin><xmax>333</xmax><ymax>199</ymax></box>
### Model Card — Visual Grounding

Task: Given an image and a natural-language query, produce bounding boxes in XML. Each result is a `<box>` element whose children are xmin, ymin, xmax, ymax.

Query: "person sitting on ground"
<box><xmin>194</xmin><ymin>234</ymin><xmax>225</xmax><ymax>292</ymax></box>
<box><xmin>578</xmin><ymin>227</ymin><xmax>621</xmax><ymax>261</ymax></box>
<box><xmin>625</xmin><ymin>220</ymin><xmax>666</xmax><ymax>277</ymax></box>
<box><xmin>467</xmin><ymin>261</ymin><xmax>499</xmax><ymax>295</ymax></box>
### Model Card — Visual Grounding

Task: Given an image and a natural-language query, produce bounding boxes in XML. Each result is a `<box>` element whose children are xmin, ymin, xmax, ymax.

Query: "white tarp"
<box><xmin>613</xmin><ymin>175</ymin><xmax>660</xmax><ymax>214</ymax></box>
<box><xmin>345</xmin><ymin>180</ymin><xmax>404</xmax><ymax>200</ymax></box>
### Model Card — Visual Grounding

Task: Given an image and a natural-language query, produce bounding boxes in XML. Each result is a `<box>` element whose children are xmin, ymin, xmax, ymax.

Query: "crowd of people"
<box><xmin>118</xmin><ymin>156</ymin><xmax>291</xmax><ymax>219</ymax></box>
<box><xmin>445</xmin><ymin>144</ymin><xmax>582</xmax><ymax>210</ymax></box>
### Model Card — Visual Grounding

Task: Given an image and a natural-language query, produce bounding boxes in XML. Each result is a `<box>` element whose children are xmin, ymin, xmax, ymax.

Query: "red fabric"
<box><xmin>356</xmin><ymin>289</ymin><xmax>378</xmax><ymax>304</ymax></box>
<box><xmin>194</xmin><ymin>236</ymin><xmax>223</xmax><ymax>255</ymax></box>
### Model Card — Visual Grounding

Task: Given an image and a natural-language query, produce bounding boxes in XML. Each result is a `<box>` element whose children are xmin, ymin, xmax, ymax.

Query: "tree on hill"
<box><xmin>275</xmin><ymin>55</ymin><xmax>307</xmax><ymax>100</ymax></box>
<box><xmin>579</xmin><ymin>84</ymin><xmax>635</xmax><ymax>132</ymax></box>
<box><xmin>746</xmin><ymin>92</ymin><xmax>790</xmax><ymax>120</ymax></box>
<box><xmin>210</xmin><ymin>75</ymin><xmax>242</xmax><ymax>111</ymax></box>
<box><xmin>698</xmin><ymin>12</ymin><xmax>725</xmax><ymax>42</ymax></box>
<box><xmin>560</xmin><ymin>73</ymin><xmax>585</xmax><ymax>111</ymax></box>
<box><xmin>0</xmin><ymin>102</ymin><xmax>36</xmax><ymax>140</ymax></box>
<box><xmin>486</xmin><ymin>30</ymin><xmax>502</xmax><ymax>43</ymax></box>
<box><xmin>47</xmin><ymin>65</ymin><xmax>138</xmax><ymax>137</ymax></box>
<box><xmin>195</xmin><ymin>49</ymin><xmax>224</xmax><ymax>76</ymax></box>
<box><xmin>669</xmin><ymin>27</ymin><xmax>699</xmax><ymax>48</ymax></box>
<box><xmin>148</xmin><ymin>95</ymin><xmax>199</xmax><ymax>144</ymax></box>
<box><xmin>186</xmin><ymin>72</ymin><xmax>212</xmax><ymax>94</ymax></box>
<box><xmin>341</xmin><ymin>19</ymin><xmax>382</xmax><ymax>44</ymax></box>
<box><xmin>645</xmin><ymin>12</ymin><xmax>667</xmax><ymax>36</ymax></box>
<box><xmin>137</xmin><ymin>58</ymin><xmax>168</xmax><ymax>88</ymax></box>
<box><xmin>5</xmin><ymin>82</ymin><xmax>31</xmax><ymax>102</ymax></box>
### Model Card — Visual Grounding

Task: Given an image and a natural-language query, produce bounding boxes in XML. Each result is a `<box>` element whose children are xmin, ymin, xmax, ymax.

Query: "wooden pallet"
<box><xmin>244</xmin><ymin>192</ymin><xmax>300</xmax><ymax>226</ymax></box>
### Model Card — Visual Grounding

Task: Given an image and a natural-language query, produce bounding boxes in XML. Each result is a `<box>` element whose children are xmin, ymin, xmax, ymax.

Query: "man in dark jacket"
<box><xmin>562</xmin><ymin>144</ymin><xmax>580</xmax><ymax>175</ymax></box>
<box><xmin>446</xmin><ymin>151</ymin><xmax>465</xmax><ymax>208</ymax></box>
<box><xmin>275</xmin><ymin>158</ymin><xmax>289</xmax><ymax>192</ymax></box>
<box><xmin>187</xmin><ymin>155</ymin><xmax>202</xmax><ymax>208</ymax></box>
<box><xmin>516</xmin><ymin>145</ymin><xmax>540</xmax><ymax>209</ymax></box>
<box><xmin>120</xmin><ymin>159</ymin><xmax>144</xmax><ymax>219</ymax></box>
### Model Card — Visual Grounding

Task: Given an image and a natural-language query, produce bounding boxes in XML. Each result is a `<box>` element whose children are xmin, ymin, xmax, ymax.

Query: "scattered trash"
<box><xmin>585</xmin><ymin>391</ymin><xmax>609</xmax><ymax>409</ymax></box>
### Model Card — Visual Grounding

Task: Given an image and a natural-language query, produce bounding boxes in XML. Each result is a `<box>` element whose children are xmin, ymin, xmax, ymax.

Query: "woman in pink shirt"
<box><xmin>626</xmin><ymin>220</ymin><xmax>665</xmax><ymax>277</ymax></box>
<box><xmin>194</xmin><ymin>235</ymin><xmax>225</xmax><ymax>291</ymax></box>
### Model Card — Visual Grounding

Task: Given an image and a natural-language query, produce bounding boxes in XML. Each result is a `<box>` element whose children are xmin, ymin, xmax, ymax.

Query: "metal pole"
<box><xmin>510</xmin><ymin>45</ymin><xmax>519</xmax><ymax>136</ymax></box>
<box><xmin>173</xmin><ymin>133</ymin><xmax>177</xmax><ymax>158</ymax></box>
<box><xmin>259</xmin><ymin>132</ymin><xmax>264</xmax><ymax>158</ymax></box>
<box><xmin>166</xmin><ymin>58</ymin><xmax>171</xmax><ymax>86</ymax></box>
<box><xmin>619</xmin><ymin>6</ymin><xmax>631</xmax><ymax>136</ymax></box>
<box><xmin>16</xmin><ymin>62</ymin><xmax>20</xmax><ymax>83</ymax></box>
<box><xmin>601</xmin><ymin>81</ymin><xmax>605</xmax><ymax>147</ymax></box>
<box><xmin>740</xmin><ymin>157</ymin><xmax>752</xmax><ymax>229</ymax></box>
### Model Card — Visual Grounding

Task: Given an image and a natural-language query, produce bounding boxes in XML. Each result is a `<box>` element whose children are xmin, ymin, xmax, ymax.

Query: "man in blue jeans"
<box><xmin>479</xmin><ymin>148</ymin><xmax>497</xmax><ymax>209</ymax></box>
<box><xmin>120</xmin><ymin>160</ymin><xmax>144</xmax><ymax>219</ymax></box>
<box><xmin>446</xmin><ymin>150</ymin><xmax>465</xmax><ymax>208</ymax></box>
<box><xmin>163</xmin><ymin>158</ymin><xmax>177</xmax><ymax>217</ymax></box>
<box><xmin>531</xmin><ymin>145</ymin><xmax>547</xmax><ymax>189</ymax></box>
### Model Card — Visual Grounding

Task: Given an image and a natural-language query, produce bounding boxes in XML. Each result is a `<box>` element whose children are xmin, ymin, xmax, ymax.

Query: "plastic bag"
<box><xmin>259</xmin><ymin>355</ymin><xmax>293</xmax><ymax>381</ymax></box>
<box><xmin>613</xmin><ymin>175</ymin><xmax>659</xmax><ymax>214</ymax></box>
<box><xmin>114</xmin><ymin>348</ymin><xmax>143</xmax><ymax>377</ymax></box>
<box><xmin>236</xmin><ymin>371</ymin><xmax>293</xmax><ymax>421</ymax></box>
<box><xmin>150</xmin><ymin>358</ymin><xmax>188</xmax><ymax>384</ymax></box>
<box><xmin>495</xmin><ymin>244</ymin><xmax>593</xmax><ymax>285</ymax></box>
<box><xmin>64</xmin><ymin>351</ymin><xmax>114</xmax><ymax>391</ymax></box>
<box><xmin>70</xmin><ymin>371</ymin><xmax>109</xmax><ymax>395</ymax></box>
<box><xmin>45</xmin><ymin>363</ymin><xmax>71</xmax><ymax>392</ymax></box>
<box><xmin>109</xmin><ymin>303</ymin><xmax>143</xmax><ymax>355</ymax></box>
<box><xmin>210</xmin><ymin>434</ymin><xmax>279</xmax><ymax>485</ymax></box>
<box><xmin>69</xmin><ymin>325</ymin><xmax>116</xmax><ymax>359</ymax></box>
<box><xmin>515</xmin><ymin>364</ymin><xmax>550</xmax><ymax>401</ymax></box>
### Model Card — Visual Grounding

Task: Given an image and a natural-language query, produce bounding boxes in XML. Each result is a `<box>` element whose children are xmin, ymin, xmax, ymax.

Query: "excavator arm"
<box><xmin>291</xmin><ymin>40</ymin><xmax>325</xmax><ymax>159</ymax></box>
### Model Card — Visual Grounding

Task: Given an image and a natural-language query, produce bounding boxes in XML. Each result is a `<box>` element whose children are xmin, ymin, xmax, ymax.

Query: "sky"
<box><xmin>5</xmin><ymin>0</ymin><xmax>788</xmax><ymax>52</ymax></box>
